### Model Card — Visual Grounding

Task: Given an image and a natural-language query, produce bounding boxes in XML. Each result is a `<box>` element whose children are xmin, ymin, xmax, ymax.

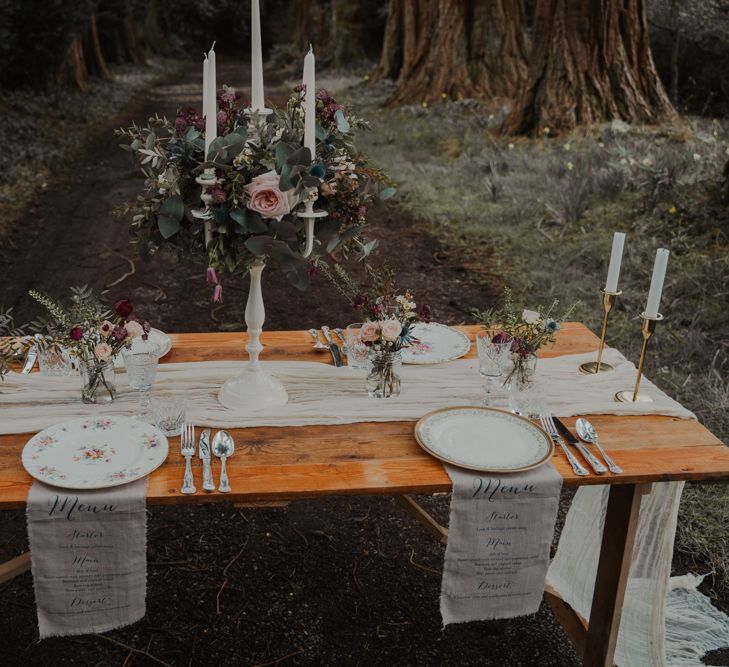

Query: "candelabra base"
<box><xmin>218</xmin><ymin>367</ymin><xmax>288</xmax><ymax>411</ymax></box>
<box><xmin>579</xmin><ymin>361</ymin><xmax>615</xmax><ymax>374</ymax></box>
<box><xmin>614</xmin><ymin>390</ymin><xmax>654</xmax><ymax>404</ymax></box>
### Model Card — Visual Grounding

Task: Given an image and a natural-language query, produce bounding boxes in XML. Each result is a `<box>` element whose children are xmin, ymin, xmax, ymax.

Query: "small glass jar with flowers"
<box><xmin>320</xmin><ymin>263</ymin><xmax>431</xmax><ymax>398</ymax></box>
<box><xmin>29</xmin><ymin>287</ymin><xmax>151</xmax><ymax>404</ymax></box>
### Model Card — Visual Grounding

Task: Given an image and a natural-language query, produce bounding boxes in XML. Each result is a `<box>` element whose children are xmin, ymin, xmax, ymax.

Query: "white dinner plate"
<box><xmin>115</xmin><ymin>328</ymin><xmax>172</xmax><ymax>368</ymax></box>
<box><xmin>402</xmin><ymin>322</ymin><xmax>471</xmax><ymax>364</ymax></box>
<box><xmin>414</xmin><ymin>406</ymin><xmax>554</xmax><ymax>472</ymax></box>
<box><xmin>22</xmin><ymin>416</ymin><xmax>169</xmax><ymax>490</ymax></box>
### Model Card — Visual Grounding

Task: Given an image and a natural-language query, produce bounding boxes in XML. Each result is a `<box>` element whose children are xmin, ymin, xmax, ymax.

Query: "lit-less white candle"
<box><xmin>645</xmin><ymin>248</ymin><xmax>670</xmax><ymax>318</ymax></box>
<box><xmin>251</xmin><ymin>0</ymin><xmax>265</xmax><ymax>110</ymax></box>
<box><xmin>605</xmin><ymin>232</ymin><xmax>626</xmax><ymax>293</ymax></box>
<box><xmin>303</xmin><ymin>46</ymin><xmax>316</xmax><ymax>161</ymax></box>
<box><xmin>204</xmin><ymin>44</ymin><xmax>217</xmax><ymax>163</ymax></box>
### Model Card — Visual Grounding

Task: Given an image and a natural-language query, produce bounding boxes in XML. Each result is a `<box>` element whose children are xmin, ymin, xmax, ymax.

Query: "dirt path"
<box><xmin>0</xmin><ymin>61</ymin><xmax>581</xmax><ymax>666</ymax></box>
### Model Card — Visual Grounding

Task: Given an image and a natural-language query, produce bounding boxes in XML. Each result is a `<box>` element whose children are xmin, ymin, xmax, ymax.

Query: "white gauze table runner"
<box><xmin>0</xmin><ymin>348</ymin><xmax>692</xmax><ymax>434</ymax></box>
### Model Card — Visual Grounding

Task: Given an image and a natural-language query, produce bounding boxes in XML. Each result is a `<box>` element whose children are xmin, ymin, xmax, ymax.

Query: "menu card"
<box><xmin>26</xmin><ymin>479</ymin><xmax>147</xmax><ymax>637</ymax></box>
<box><xmin>441</xmin><ymin>463</ymin><xmax>562</xmax><ymax>624</ymax></box>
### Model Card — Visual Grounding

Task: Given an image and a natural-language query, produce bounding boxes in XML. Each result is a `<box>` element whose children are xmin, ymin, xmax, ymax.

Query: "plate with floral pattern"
<box><xmin>402</xmin><ymin>322</ymin><xmax>471</xmax><ymax>364</ymax></box>
<box><xmin>22</xmin><ymin>416</ymin><xmax>169</xmax><ymax>490</ymax></box>
<box><xmin>415</xmin><ymin>406</ymin><xmax>554</xmax><ymax>472</ymax></box>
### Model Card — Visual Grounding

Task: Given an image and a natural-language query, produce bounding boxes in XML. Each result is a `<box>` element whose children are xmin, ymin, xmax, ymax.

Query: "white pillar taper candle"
<box><xmin>202</xmin><ymin>54</ymin><xmax>209</xmax><ymax>146</ymax></box>
<box><xmin>204</xmin><ymin>45</ymin><xmax>217</xmax><ymax>162</ymax></box>
<box><xmin>251</xmin><ymin>0</ymin><xmax>265</xmax><ymax>110</ymax></box>
<box><xmin>645</xmin><ymin>248</ymin><xmax>670</xmax><ymax>318</ymax></box>
<box><xmin>303</xmin><ymin>46</ymin><xmax>316</xmax><ymax>161</ymax></box>
<box><xmin>605</xmin><ymin>232</ymin><xmax>626</xmax><ymax>293</ymax></box>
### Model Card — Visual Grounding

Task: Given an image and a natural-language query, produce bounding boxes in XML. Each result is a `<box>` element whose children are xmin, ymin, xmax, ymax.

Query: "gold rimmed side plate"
<box><xmin>414</xmin><ymin>406</ymin><xmax>554</xmax><ymax>473</ymax></box>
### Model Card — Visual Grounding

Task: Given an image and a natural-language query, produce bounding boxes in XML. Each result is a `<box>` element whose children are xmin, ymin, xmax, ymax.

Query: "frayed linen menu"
<box><xmin>26</xmin><ymin>479</ymin><xmax>147</xmax><ymax>638</ymax></box>
<box><xmin>440</xmin><ymin>463</ymin><xmax>562</xmax><ymax>624</ymax></box>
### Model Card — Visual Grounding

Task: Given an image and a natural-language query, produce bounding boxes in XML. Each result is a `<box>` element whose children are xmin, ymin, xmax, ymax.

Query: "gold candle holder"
<box><xmin>615</xmin><ymin>312</ymin><xmax>664</xmax><ymax>403</ymax></box>
<box><xmin>579</xmin><ymin>288</ymin><xmax>622</xmax><ymax>374</ymax></box>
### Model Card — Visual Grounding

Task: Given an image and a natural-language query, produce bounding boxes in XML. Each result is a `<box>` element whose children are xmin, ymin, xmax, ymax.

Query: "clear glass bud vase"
<box><xmin>80</xmin><ymin>359</ymin><xmax>117</xmax><ymax>404</ymax></box>
<box><xmin>365</xmin><ymin>348</ymin><xmax>402</xmax><ymax>399</ymax></box>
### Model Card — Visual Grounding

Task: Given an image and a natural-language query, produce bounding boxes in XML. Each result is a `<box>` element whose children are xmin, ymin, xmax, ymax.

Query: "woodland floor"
<box><xmin>1</xmin><ymin>59</ymin><xmax>728</xmax><ymax>666</ymax></box>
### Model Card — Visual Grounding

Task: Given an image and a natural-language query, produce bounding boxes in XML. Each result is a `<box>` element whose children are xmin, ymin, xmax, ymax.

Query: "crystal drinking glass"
<box><xmin>122</xmin><ymin>338</ymin><xmax>160</xmax><ymax>421</ymax></box>
<box><xmin>346</xmin><ymin>323</ymin><xmax>371</xmax><ymax>370</ymax></box>
<box><xmin>151</xmin><ymin>394</ymin><xmax>187</xmax><ymax>437</ymax></box>
<box><xmin>476</xmin><ymin>332</ymin><xmax>513</xmax><ymax>407</ymax></box>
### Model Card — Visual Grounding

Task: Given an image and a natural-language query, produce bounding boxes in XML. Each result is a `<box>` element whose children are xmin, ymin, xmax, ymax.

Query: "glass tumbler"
<box><xmin>476</xmin><ymin>332</ymin><xmax>513</xmax><ymax>407</ymax></box>
<box><xmin>122</xmin><ymin>338</ymin><xmax>160</xmax><ymax>422</ymax></box>
<box><xmin>346</xmin><ymin>323</ymin><xmax>371</xmax><ymax>370</ymax></box>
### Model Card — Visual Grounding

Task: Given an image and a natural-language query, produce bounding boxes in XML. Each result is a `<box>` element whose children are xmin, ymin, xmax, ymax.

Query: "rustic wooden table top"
<box><xmin>0</xmin><ymin>323</ymin><xmax>726</xmax><ymax>509</ymax></box>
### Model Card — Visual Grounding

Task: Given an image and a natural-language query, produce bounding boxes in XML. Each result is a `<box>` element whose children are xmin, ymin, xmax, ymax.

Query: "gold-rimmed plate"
<box><xmin>414</xmin><ymin>406</ymin><xmax>554</xmax><ymax>473</ymax></box>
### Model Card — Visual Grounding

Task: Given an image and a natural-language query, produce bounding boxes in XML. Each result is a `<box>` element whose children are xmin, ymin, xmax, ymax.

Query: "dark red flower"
<box><xmin>114</xmin><ymin>299</ymin><xmax>134</xmax><ymax>318</ymax></box>
<box><xmin>208</xmin><ymin>185</ymin><xmax>227</xmax><ymax>204</ymax></box>
<box><xmin>112</xmin><ymin>325</ymin><xmax>128</xmax><ymax>342</ymax></box>
<box><xmin>174</xmin><ymin>114</ymin><xmax>189</xmax><ymax>133</ymax></box>
<box><xmin>353</xmin><ymin>293</ymin><xmax>369</xmax><ymax>309</ymax></box>
<box><xmin>418</xmin><ymin>304</ymin><xmax>432</xmax><ymax>323</ymax></box>
<box><xmin>69</xmin><ymin>326</ymin><xmax>84</xmax><ymax>341</ymax></box>
<box><xmin>492</xmin><ymin>331</ymin><xmax>511</xmax><ymax>345</ymax></box>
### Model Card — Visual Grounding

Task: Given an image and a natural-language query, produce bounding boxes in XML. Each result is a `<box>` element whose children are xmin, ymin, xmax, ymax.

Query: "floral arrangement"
<box><xmin>474</xmin><ymin>289</ymin><xmax>576</xmax><ymax>383</ymax></box>
<box><xmin>28</xmin><ymin>286</ymin><xmax>150</xmax><ymax>366</ymax></box>
<box><xmin>318</xmin><ymin>262</ymin><xmax>431</xmax><ymax>353</ymax></box>
<box><xmin>116</xmin><ymin>86</ymin><xmax>393</xmax><ymax>300</ymax></box>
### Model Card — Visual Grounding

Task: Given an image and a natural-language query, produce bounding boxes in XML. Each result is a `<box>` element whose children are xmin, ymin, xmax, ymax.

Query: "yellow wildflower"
<box><xmin>668</xmin><ymin>205</ymin><xmax>677</xmax><ymax>215</ymax></box>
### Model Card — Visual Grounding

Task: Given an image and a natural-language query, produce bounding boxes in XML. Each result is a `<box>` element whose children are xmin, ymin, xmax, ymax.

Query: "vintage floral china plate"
<box><xmin>22</xmin><ymin>416</ymin><xmax>169</xmax><ymax>490</ymax></box>
<box><xmin>402</xmin><ymin>322</ymin><xmax>471</xmax><ymax>364</ymax></box>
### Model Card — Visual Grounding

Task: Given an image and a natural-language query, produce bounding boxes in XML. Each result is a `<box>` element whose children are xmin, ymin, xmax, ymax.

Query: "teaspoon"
<box><xmin>211</xmin><ymin>430</ymin><xmax>235</xmax><ymax>493</ymax></box>
<box><xmin>576</xmin><ymin>418</ymin><xmax>623</xmax><ymax>474</ymax></box>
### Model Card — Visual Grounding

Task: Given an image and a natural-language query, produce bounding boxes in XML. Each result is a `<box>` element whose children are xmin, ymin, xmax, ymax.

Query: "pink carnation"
<box><xmin>244</xmin><ymin>170</ymin><xmax>299</xmax><ymax>221</ymax></box>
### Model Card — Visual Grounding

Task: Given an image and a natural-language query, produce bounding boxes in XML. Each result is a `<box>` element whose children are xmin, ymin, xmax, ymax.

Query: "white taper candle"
<box><xmin>645</xmin><ymin>248</ymin><xmax>670</xmax><ymax>318</ymax></box>
<box><xmin>605</xmin><ymin>232</ymin><xmax>626</xmax><ymax>293</ymax></box>
<box><xmin>303</xmin><ymin>46</ymin><xmax>316</xmax><ymax>161</ymax></box>
<box><xmin>251</xmin><ymin>0</ymin><xmax>265</xmax><ymax>110</ymax></box>
<box><xmin>204</xmin><ymin>45</ymin><xmax>217</xmax><ymax>163</ymax></box>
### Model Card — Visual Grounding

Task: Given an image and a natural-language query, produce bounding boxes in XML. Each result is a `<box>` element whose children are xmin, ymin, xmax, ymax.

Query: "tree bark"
<box><xmin>503</xmin><ymin>0</ymin><xmax>677</xmax><ymax>135</ymax></box>
<box><xmin>143</xmin><ymin>0</ymin><xmax>163</xmax><ymax>54</ymax></box>
<box><xmin>58</xmin><ymin>34</ymin><xmax>89</xmax><ymax>91</ymax></box>
<box><xmin>84</xmin><ymin>12</ymin><xmax>112</xmax><ymax>80</ymax></box>
<box><xmin>378</xmin><ymin>0</ymin><xmax>529</xmax><ymax>106</ymax></box>
<box><xmin>330</xmin><ymin>0</ymin><xmax>367</xmax><ymax>68</ymax></box>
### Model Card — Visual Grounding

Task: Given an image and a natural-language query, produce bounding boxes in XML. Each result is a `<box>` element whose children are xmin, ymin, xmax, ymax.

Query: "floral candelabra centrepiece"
<box><xmin>320</xmin><ymin>263</ymin><xmax>431</xmax><ymax>398</ymax></box>
<box><xmin>117</xmin><ymin>43</ymin><xmax>393</xmax><ymax>411</ymax></box>
<box><xmin>28</xmin><ymin>287</ymin><xmax>150</xmax><ymax>404</ymax></box>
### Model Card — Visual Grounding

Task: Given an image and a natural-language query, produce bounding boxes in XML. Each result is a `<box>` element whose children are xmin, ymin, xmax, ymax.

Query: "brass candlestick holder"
<box><xmin>579</xmin><ymin>289</ymin><xmax>622</xmax><ymax>374</ymax></box>
<box><xmin>615</xmin><ymin>312</ymin><xmax>664</xmax><ymax>403</ymax></box>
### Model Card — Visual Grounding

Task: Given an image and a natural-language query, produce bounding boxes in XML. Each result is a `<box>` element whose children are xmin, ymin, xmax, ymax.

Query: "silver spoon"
<box><xmin>575</xmin><ymin>418</ymin><xmax>623</xmax><ymax>474</ymax></box>
<box><xmin>211</xmin><ymin>430</ymin><xmax>235</xmax><ymax>493</ymax></box>
<box><xmin>308</xmin><ymin>328</ymin><xmax>328</xmax><ymax>352</ymax></box>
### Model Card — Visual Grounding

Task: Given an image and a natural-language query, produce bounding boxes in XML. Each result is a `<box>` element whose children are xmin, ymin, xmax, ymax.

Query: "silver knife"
<box><xmin>21</xmin><ymin>346</ymin><xmax>38</xmax><ymax>374</ymax></box>
<box><xmin>321</xmin><ymin>326</ymin><xmax>342</xmax><ymax>367</ymax></box>
<box><xmin>198</xmin><ymin>429</ymin><xmax>215</xmax><ymax>492</ymax></box>
<box><xmin>554</xmin><ymin>417</ymin><xmax>607</xmax><ymax>475</ymax></box>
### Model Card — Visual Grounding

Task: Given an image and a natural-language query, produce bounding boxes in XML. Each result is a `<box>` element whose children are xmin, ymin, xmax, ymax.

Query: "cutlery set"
<box><xmin>308</xmin><ymin>327</ymin><xmax>346</xmax><ymax>366</ymax></box>
<box><xmin>540</xmin><ymin>414</ymin><xmax>622</xmax><ymax>476</ymax></box>
<box><xmin>180</xmin><ymin>423</ymin><xmax>235</xmax><ymax>494</ymax></box>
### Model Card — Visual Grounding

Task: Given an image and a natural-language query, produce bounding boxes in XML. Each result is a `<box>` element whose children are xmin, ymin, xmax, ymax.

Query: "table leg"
<box><xmin>0</xmin><ymin>551</ymin><xmax>31</xmax><ymax>583</ymax></box>
<box><xmin>582</xmin><ymin>483</ymin><xmax>648</xmax><ymax>667</ymax></box>
<box><xmin>394</xmin><ymin>495</ymin><xmax>449</xmax><ymax>545</ymax></box>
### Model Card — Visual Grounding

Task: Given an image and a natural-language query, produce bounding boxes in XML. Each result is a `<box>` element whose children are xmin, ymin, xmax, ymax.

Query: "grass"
<box><xmin>325</xmin><ymin>74</ymin><xmax>729</xmax><ymax>594</ymax></box>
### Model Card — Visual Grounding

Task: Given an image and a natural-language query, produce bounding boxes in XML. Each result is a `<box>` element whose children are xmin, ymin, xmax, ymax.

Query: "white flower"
<box><xmin>693</xmin><ymin>153</ymin><xmax>701</xmax><ymax>161</ymax></box>
<box><xmin>566</xmin><ymin>162</ymin><xmax>574</xmax><ymax>171</ymax></box>
<box><xmin>642</xmin><ymin>158</ymin><xmax>652</xmax><ymax>166</ymax></box>
<box><xmin>125</xmin><ymin>321</ymin><xmax>144</xmax><ymax>339</ymax></box>
<box><xmin>380</xmin><ymin>319</ymin><xmax>402</xmax><ymax>342</ymax></box>
<box><xmin>508</xmin><ymin>143</ymin><xmax>515</xmax><ymax>150</ymax></box>
<box><xmin>564</xmin><ymin>143</ymin><xmax>571</xmax><ymax>151</ymax></box>
<box><xmin>522</xmin><ymin>309</ymin><xmax>541</xmax><ymax>325</ymax></box>
<box><xmin>620</xmin><ymin>158</ymin><xmax>628</xmax><ymax>165</ymax></box>
<box><xmin>598</xmin><ymin>142</ymin><xmax>605</xmax><ymax>148</ymax></box>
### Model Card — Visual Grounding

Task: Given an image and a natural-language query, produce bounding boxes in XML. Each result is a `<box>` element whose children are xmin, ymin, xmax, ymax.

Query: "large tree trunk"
<box><xmin>84</xmin><ymin>12</ymin><xmax>112</xmax><ymax>80</ymax></box>
<box><xmin>330</xmin><ymin>0</ymin><xmax>367</xmax><ymax>68</ymax></box>
<box><xmin>58</xmin><ymin>34</ymin><xmax>89</xmax><ymax>91</ymax></box>
<box><xmin>503</xmin><ymin>0</ymin><xmax>677</xmax><ymax>135</ymax></box>
<box><xmin>378</xmin><ymin>0</ymin><xmax>529</xmax><ymax>106</ymax></box>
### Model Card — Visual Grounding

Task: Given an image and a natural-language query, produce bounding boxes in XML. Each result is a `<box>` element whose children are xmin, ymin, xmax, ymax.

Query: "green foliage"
<box><xmin>0</xmin><ymin>308</ymin><xmax>26</xmax><ymax>379</ymax></box>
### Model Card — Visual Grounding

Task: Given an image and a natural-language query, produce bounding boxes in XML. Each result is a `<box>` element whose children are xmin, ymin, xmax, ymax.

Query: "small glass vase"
<box><xmin>365</xmin><ymin>348</ymin><xmax>402</xmax><ymax>399</ymax></box>
<box><xmin>506</xmin><ymin>353</ymin><xmax>539</xmax><ymax>416</ymax></box>
<box><xmin>80</xmin><ymin>359</ymin><xmax>117</xmax><ymax>404</ymax></box>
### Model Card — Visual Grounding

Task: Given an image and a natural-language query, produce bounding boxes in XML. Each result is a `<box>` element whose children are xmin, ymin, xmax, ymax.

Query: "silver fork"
<box><xmin>180</xmin><ymin>423</ymin><xmax>197</xmax><ymax>495</ymax></box>
<box><xmin>539</xmin><ymin>414</ymin><xmax>589</xmax><ymax>477</ymax></box>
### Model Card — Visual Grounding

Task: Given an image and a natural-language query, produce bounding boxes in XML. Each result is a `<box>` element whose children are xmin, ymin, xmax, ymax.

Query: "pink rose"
<box><xmin>360</xmin><ymin>321</ymin><xmax>379</xmax><ymax>343</ymax></box>
<box><xmin>125</xmin><ymin>321</ymin><xmax>144</xmax><ymax>339</ymax></box>
<box><xmin>244</xmin><ymin>170</ymin><xmax>299</xmax><ymax>221</ymax></box>
<box><xmin>94</xmin><ymin>342</ymin><xmax>112</xmax><ymax>362</ymax></box>
<box><xmin>380</xmin><ymin>319</ymin><xmax>402</xmax><ymax>342</ymax></box>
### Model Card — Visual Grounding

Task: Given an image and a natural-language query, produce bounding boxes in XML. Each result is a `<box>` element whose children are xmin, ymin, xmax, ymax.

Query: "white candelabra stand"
<box><xmin>215</xmin><ymin>122</ymin><xmax>328</xmax><ymax>409</ymax></box>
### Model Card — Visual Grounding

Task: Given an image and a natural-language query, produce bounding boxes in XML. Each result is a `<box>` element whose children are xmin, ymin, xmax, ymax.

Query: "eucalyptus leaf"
<box><xmin>229</xmin><ymin>208</ymin><xmax>247</xmax><ymax>233</ymax></box>
<box><xmin>279</xmin><ymin>164</ymin><xmax>294</xmax><ymax>191</ymax></box>
<box><xmin>379</xmin><ymin>187</ymin><xmax>397</xmax><ymax>200</ymax></box>
<box><xmin>334</xmin><ymin>109</ymin><xmax>350</xmax><ymax>133</ymax></box>
<box><xmin>245</xmin><ymin>236</ymin><xmax>274</xmax><ymax>256</ymax></box>
<box><xmin>275</xmin><ymin>142</ymin><xmax>295</xmax><ymax>171</ymax></box>
<box><xmin>286</xmin><ymin>146</ymin><xmax>312</xmax><ymax>167</ymax></box>
<box><xmin>157</xmin><ymin>214</ymin><xmax>180</xmax><ymax>239</ymax></box>
<box><xmin>212</xmin><ymin>207</ymin><xmax>229</xmax><ymax>225</ymax></box>
<box><xmin>145</xmin><ymin>132</ymin><xmax>156</xmax><ymax>150</ymax></box>
<box><xmin>159</xmin><ymin>194</ymin><xmax>184</xmax><ymax>221</ymax></box>
<box><xmin>315</xmin><ymin>124</ymin><xmax>328</xmax><ymax>141</ymax></box>
<box><xmin>247</xmin><ymin>213</ymin><xmax>268</xmax><ymax>233</ymax></box>
<box><xmin>310</xmin><ymin>163</ymin><xmax>326</xmax><ymax>179</ymax></box>
<box><xmin>270</xmin><ymin>219</ymin><xmax>298</xmax><ymax>241</ymax></box>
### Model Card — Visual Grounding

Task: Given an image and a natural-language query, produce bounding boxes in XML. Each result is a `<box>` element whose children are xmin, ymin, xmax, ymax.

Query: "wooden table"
<box><xmin>1</xmin><ymin>323</ymin><xmax>728</xmax><ymax>666</ymax></box>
